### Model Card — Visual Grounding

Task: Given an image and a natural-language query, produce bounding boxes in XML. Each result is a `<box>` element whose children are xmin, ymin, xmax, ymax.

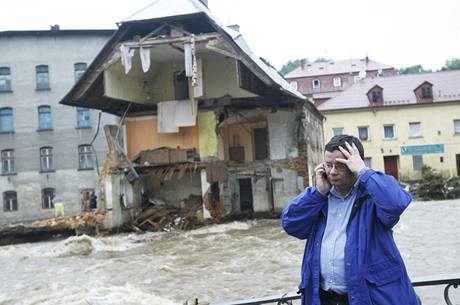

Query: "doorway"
<box><xmin>383</xmin><ymin>156</ymin><xmax>399</xmax><ymax>180</ymax></box>
<box><xmin>80</xmin><ymin>189</ymin><xmax>94</xmax><ymax>212</ymax></box>
<box><xmin>238</xmin><ymin>178</ymin><xmax>254</xmax><ymax>213</ymax></box>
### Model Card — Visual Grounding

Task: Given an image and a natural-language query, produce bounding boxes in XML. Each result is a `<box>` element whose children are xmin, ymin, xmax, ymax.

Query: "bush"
<box><xmin>415</xmin><ymin>166</ymin><xmax>460</xmax><ymax>200</ymax></box>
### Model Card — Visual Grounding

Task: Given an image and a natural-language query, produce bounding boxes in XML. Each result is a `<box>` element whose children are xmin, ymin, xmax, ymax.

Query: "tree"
<box><xmin>441</xmin><ymin>58</ymin><xmax>460</xmax><ymax>71</ymax></box>
<box><xmin>398</xmin><ymin>65</ymin><xmax>430</xmax><ymax>75</ymax></box>
<box><xmin>279</xmin><ymin>58</ymin><xmax>308</xmax><ymax>76</ymax></box>
<box><xmin>314</xmin><ymin>57</ymin><xmax>330</xmax><ymax>63</ymax></box>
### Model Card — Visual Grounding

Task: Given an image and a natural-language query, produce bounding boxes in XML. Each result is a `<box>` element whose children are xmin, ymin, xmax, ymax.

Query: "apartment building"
<box><xmin>0</xmin><ymin>27</ymin><xmax>116</xmax><ymax>224</ymax></box>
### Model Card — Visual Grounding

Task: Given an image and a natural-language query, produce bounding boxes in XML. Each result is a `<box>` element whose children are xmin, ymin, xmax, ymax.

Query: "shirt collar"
<box><xmin>330</xmin><ymin>177</ymin><xmax>360</xmax><ymax>199</ymax></box>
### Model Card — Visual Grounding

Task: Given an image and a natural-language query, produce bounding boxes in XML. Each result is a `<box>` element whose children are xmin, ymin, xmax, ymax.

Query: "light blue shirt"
<box><xmin>320</xmin><ymin>179</ymin><xmax>360</xmax><ymax>294</ymax></box>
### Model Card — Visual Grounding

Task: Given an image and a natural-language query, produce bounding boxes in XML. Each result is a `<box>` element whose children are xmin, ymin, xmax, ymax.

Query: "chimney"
<box><xmin>365</xmin><ymin>56</ymin><xmax>369</xmax><ymax>65</ymax></box>
<box><xmin>50</xmin><ymin>24</ymin><xmax>60</xmax><ymax>31</ymax></box>
<box><xmin>300</xmin><ymin>58</ymin><xmax>306</xmax><ymax>70</ymax></box>
<box><xmin>199</xmin><ymin>0</ymin><xmax>208</xmax><ymax>7</ymax></box>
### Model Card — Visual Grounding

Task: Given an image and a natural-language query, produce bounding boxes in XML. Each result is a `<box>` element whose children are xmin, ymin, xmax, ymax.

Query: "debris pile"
<box><xmin>130</xmin><ymin>195</ymin><xmax>204</xmax><ymax>232</ymax></box>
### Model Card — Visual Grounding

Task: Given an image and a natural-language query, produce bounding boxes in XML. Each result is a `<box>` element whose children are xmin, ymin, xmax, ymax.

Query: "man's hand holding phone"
<box><xmin>315</xmin><ymin>162</ymin><xmax>331</xmax><ymax>195</ymax></box>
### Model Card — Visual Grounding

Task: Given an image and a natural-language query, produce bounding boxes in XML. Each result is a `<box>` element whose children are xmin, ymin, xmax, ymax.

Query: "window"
<box><xmin>38</xmin><ymin>106</ymin><xmax>52</xmax><ymax>130</ymax></box>
<box><xmin>358</xmin><ymin>126</ymin><xmax>369</xmax><ymax>141</ymax></box>
<box><xmin>413</xmin><ymin>155</ymin><xmax>423</xmax><ymax>171</ymax></box>
<box><xmin>353</xmin><ymin>75</ymin><xmax>360</xmax><ymax>83</ymax></box>
<box><xmin>78</xmin><ymin>145</ymin><xmax>94</xmax><ymax>169</ymax></box>
<box><xmin>77</xmin><ymin>107</ymin><xmax>91</xmax><ymax>127</ymax></box>
<box><xmin>364</xmin><ymin>157</ymin><xmax>372</xmax><ymax>168</ymax></box>
<box><xmin>454</xmin><ymin>119</ymin><xmax>460</xmax><ymax>134</ymax></box>
<box><xmin>332</xmin><ymin>127</ymin><xmax>344</xmax><ymax>136</ymax></box>
<box><xmin>1</xmin><ymin>149</ymin><xmax>15</xmax><ymax>174</ymax></box>
<box><xmin>36</xmin><ymin>65</ymin><xmax>50</xmax><ymax>90</ymax></box>
<box><xmin>3</xmin><ymin>191</ymin><xmax>18</xmax><ymax>212</ymax></box>
<box><xmin>333</xmin><ymin>77</ymin><xmax>341</xmax><ymax>87</ymax></box>
<box><xmin>372</xmin><ymin>90</ymin><xmax>383</xmax><ymax>103</ymax></box>
<box><xmin>74</xmin><ymin>63</ymin><xmax>87</xmax><ymax>82</ymax></box>
<box><xmin>409</xmin><ymin>122</ymin><xmax>421</xmax><ymax>137</ymax></box>
<box><xmin>40</xmin><ymin>147</ymin><xmax>54</xmax><ymax>172</ymax></box>
<box><xmin>0</xmin><ymin>67</ymin><xmax>12</xmax><ymax>92</ymax></box>
<box><xmin>383</xmin><ymin>124</ymin><xmax>395</xmax><ymax>139</ymax></box>
<box><xmin>289</xmin><ymin>81</ymin><xmax>298</xmax><ymax>91</ymax></box>
<box><xmin>0</xmin><ymin>107</ymin><xmax>13</xmax><ymax>132</ymax></box>
<box><xmin>312</xmin><ymin>79</ymin><xmax>321</xmax><ymax>89</ymax></box>
<box><xmin>42</xmin><ymin>188</ymin><xmax>55</xmax><ymax>209</ymax></box>
<box><xmin>421</xmin><ymin>86</ymin><xmax>433</xmax><ymax>99</ymax></box>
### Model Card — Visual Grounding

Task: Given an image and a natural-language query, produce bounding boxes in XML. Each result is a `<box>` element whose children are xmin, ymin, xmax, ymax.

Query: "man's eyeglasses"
<box><xmin>325</xmin><ymin>162</ymin><xmax>348</xmax><ymax>172</ymax></box>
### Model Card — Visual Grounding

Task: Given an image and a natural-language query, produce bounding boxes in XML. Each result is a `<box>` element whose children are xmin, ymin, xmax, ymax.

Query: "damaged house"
<box><xmin>60</xmin><ymin>0</ymin><xmax>324</xmax><ymax>229</ymax></box>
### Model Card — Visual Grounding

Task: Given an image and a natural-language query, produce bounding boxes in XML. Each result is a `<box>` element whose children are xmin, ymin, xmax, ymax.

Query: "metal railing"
<box><xmin>210</xmin><ymin>273</ymin><xmax>460</xmax><ymax>305</ymax></box>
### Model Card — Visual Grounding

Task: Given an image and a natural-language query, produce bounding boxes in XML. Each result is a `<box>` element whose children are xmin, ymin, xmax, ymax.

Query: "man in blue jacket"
<box><xmin>281</xmin><ymin>135</ymin><xmax>419</xmax><ymax>305</ymax></box>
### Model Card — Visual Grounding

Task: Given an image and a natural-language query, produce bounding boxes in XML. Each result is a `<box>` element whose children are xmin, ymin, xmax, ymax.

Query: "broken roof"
<box><xmin>317</xmin><ymin>70</ymin><xmax>460</xmax><ymax>112</ymax></box>
<box><xmin>285</xmin><ymin>58</ymin><xmax>394</xmax><ymax>78</ymax></box>
<box><xmin>60</xmin><ymin>0</ymin><xmax>306</xmax><ymax>115</ymax></box>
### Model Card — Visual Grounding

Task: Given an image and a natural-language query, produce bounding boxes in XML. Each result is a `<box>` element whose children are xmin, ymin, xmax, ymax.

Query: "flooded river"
<box><xmin>0</xmin><ymin>199</ymin><xmax>459</xmax><ymax>305</ymax></box>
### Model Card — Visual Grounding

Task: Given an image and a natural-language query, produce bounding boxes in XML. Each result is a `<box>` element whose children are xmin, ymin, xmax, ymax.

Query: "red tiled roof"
<box><xmin>318</xmin><ymin>70</ymin><xmax>460</xmax><ymax>111</ymax></box>
<box><xmin>285</xmin><ymin>58</ymin><xmax>394</xmax><ymax>78</ymax></box>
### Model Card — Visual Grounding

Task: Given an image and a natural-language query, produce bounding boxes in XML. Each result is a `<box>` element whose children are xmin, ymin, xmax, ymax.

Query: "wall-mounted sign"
<box><xmin>400</xmin><ymin>144</ymin><xmax>445</xmax><ymax>155</ymax></box>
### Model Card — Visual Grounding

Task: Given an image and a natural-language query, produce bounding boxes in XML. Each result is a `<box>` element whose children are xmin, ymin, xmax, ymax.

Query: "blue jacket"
<box><xmin>281</xmin><ymin>169</ymin><xmax>419</xmax><ymax>305</ymax></box>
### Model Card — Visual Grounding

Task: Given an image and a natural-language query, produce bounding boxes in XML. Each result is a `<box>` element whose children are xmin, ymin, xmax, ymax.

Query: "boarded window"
<box><xmin>409</xmin><ymin>122</ymin><xmax>421</xmax><ymax>137</ymax></box>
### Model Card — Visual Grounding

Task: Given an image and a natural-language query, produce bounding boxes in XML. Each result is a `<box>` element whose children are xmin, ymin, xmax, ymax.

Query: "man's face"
<box><xmin>324</xmin><ymin>150</ymin><xmax>356</xmax><ymax>188</ymax></box>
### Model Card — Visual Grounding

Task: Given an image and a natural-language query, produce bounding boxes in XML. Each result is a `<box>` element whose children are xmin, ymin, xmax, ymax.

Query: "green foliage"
<box><xmin>416</xmin><ymin>166</ymin><xmax>445</xmax><ymax>200</ymax></box>
<box><xmin>416</xmin><ymin>166</ymin><xmax>460</xmax><ymax>200</ymax></box>
<box><xmin>441</xmin><ymin>58</ymin><xmax>460</xmax><ymax>71</ymax></box>
<box><xmin>279</xmin><ymin>58</ymin><xmax>307</xmax><ymax>76</ymax></box>
<box><xmin>314</xmin><ymin>57</ymin><xmax>330</xmax><ymax>63</ymax></box>
<box><xmin>398</xmin><ymin>65</ymin><xmax>430</xmax><ymax>75</ymax></box>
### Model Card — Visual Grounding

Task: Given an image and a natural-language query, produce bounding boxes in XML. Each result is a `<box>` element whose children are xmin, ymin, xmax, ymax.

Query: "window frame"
<box><xmin>74</xmin><ymin>62</ymin><xmax>87</xmax><ymax>82</ymax></box>
<box><xmin>78</xmin><ymin>145</ymin><xmax>94</xmax><ymax>170</ymax></box>
<box><xmin>42</xmin><ymin>188</ymin><xmax>55</xmax><ymax>209</ymax></box>
<box><xmin>40</xmin><ymin>146</ymin><xmax>54</xmax><ymax>172</ymax></box>
<box><xmin>36</xmin><ymin>65</ymin><xmax>50</xmax><ymax>90</ymax></box>
<box><xmin>332</xmin><ymin>127</ymin><xmax>344</xmax><ymax>136</ymax></box>
<box><xmin>421</xmin><ymin>86</ymin><xmax>433</xmax><ymax>99</ymax></box>
<box><xmin>333</xmin><ymin>77</ymin><xmax>341</xmax><ymax>87</ymax></box>
<box><xmin>0</xmin><ymin>66</ymin><xmax>12</xmax><ymax>92</ymax></box>
<box><xmin>454</xmin><ymin>119</ymin><xmax>460</xmax><ymax>134</ymax></box>
<box><xmin>412</xmin><ymin>155</ymin><xmax>423</xmax><ymax>171</ymax></box>
<box><xmin>372</xmin><ymin>90</ymin><xmax>383</xmax><ymax>103</ymax></box>
<box><xmin>312</xmin><ymin>79</ymin><xmax>321</xmax><ymax>89</ymax></box>
<box><xmin>357</xmin><ymin>126</ymin><xmax>369</xmax><ymax>141</ymax></box>
<box><xmin>3</xmin><ymin>191</ymin><xmax>18</xmax><ymax>212</ymax></box>
<box><xmin>409</xmin><ymin>122</ymin><xmax>421</xmax><ymax>138</ymax></box>
<box><xmin>0</xmin><ymin>107</ymin><xmax>14</xmax><ymax>133</ymax></box>
<box><xmin>364</xmin><ymin>157</ymin><xmax>372</xmax><ymax>168</ymax></box>
<box><xmin>38</xmin><ymin>105</ymin><xmax>52</xmax><ymax>130</ymax></box>
<box><xmin>1</xmin><ymin>149</ymin><xmax>15</xmax><ymax>174</ymax></box>
<box><xmin>383</xmin><ymin>124</ymin><xmax>395</xmax><ymax>139</ymax></box>
<box><xmin>76</xmin><ymin>107</ymin><xmax>91</xmax><ymax>128</ymax></box>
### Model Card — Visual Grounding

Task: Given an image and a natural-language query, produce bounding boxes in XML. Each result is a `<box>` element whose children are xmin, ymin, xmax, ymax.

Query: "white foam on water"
<box><xmin>8</xmin><ymin>283</ymin><xmax>180</xmax><ymax>305</ymax></box>
<box><xmin>188</xmin><ymin>220</ymin><xmax>256</xmax><ymax>236</ymax></box>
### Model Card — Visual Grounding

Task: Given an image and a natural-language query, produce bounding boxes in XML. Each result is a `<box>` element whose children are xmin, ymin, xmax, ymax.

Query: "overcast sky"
<box><xmin>1</xmin><ymin>0</ymin><xmax>459</xmax><ymax>71</ymax></box>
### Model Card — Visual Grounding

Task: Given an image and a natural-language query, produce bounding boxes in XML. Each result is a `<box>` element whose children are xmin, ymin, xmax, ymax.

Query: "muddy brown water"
<box><xmin>0</xmin><ymin>199</ymin><xmax>458</xmax><ymax>305</ymax></box>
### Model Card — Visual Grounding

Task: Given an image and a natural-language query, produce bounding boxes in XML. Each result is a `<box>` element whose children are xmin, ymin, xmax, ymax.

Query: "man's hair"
<box><xmin>325</xmin><ymin>135</ymin><xmax>365</xmax><ymax>159</ymax></box>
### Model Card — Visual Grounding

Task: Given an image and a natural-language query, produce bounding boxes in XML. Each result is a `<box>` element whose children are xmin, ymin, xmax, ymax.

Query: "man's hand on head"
<box><xmin>336</xmin><ymin>142</ymin><xmax>366</xmax><ymax>175</ymax></box>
